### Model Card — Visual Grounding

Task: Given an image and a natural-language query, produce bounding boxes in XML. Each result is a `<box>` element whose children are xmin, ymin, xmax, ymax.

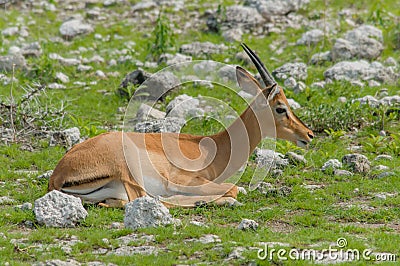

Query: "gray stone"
<box><xmin>108</xmin><ymin>246</ymin><xmax>157</xmax><ymax>256</ymax></box>
<box><xmin>321</xmin><ymin>159</ymin><xmax>342</xmax><ymax>172</ymax></box>
<box><xmin>59</xmin><ymin>19</ymin><xmax>94</xmax><ymax>39</ymax></box>
<box><xmin>380</xmin><ymin>96</ymin><xmax>400</xmax><ymax>106</ymax></box>
<box><xmin>226</xmin><ymin>247</ymin><xmax>246</xmax><ymax>260</ymax></box>
<box><xmin>334</xmin><ymin>169</ymin><xmax>353</xmax><ymax>176</ymax></box>
<box><xmin>134</xmin><ymin>117</ymin><xmax>185</xmax><ymax>133</ymax></box>
<box><xmin>285</xmin><ymin>152</ymin><xmax>307</xmax><ymax>165</ymax></box>
<box><xmin>310</xmin><ymin>51</ymin><xmax>331</xmax><ymax>65</ymax></box>
<box><xmin>245</xmin><ymin>0</ymin><xmax>310</xmax><ymax>20</ymax></box>
<box><xmin>324</xmin><ymin>60</ymin><xmax>397</xmax><ymax>84</ymax></box>
<box><xmin>33</xmin><ymin>259</ymin><xmax>81</xmax><ymax>266</ymax></box>
<box><xmin>352</xmin><ymin>95</ymin><xmax>380</xmax><ymax>108</ymax></box>
<box><xmin>373</xmin><ymin>165</ymin><xmax>389</xmax><ymax>171</ymax></box>
<box><xmin>141</xmin><ymin>71</ymin><xmax>180</xmax><ymax>100</ymax></box>
<box><xmin>166</xmin><ymin>94</ymin><xmax>203</xmax><ymax>119</ymax></box>
<box><xmin>254</xmin><ymin>148</ymin><xmax>289</xmax><ymax>170</ymax></box>
<box><xmin>375</xmin><ymin>154</ymin><xmax>393</xmax><ymax>161</ymax></box>
<box><xmin>37</xmin><ymin>170</ymin><xmax>53</xmax><ymax>180</ymax></box>
<box><xmin>56</xmin><ymin>72</ymin><xmax>69</xmax><ymax>83</ymax></box>
<box><xmin>34</xmin><ymin>190</ymin><xmax>87</xmax><ymax>227</ymax></box>
<box><xmin>311</xmin><ymin>81</ymin><xmax>325</xmax><ymax>89</ymax></box>
<box><xmin>222</xmin><ymin>28</ymin><xmax>244</xmax><ymax>42</ymax></box>
<box><xmin>21</xmin><ymin>202</ymin><xmax>33</xmax><ymax>210</ymax></box>
<box><xmin>237</xmin><ymin>219</ymin><xmax>258</xmax><ymax>230</ymax></box>
<box><xmin>77</xmin><ymin>64</ymin><xmax>93</xmax><ymax>72</ymax></box>
<box><xmin>287</xmin><ymin>98</ymin><xmax>301</xmax><ymax>109</ymax></box>
<box><xmin>296</xmin><ymin>29</ymin><xmax>324</xmax><ymax>45</ymax></box>
<box><xmin>135</xmin><ymin>103</ymin><xmax>166</xmax><ymax>122</ymax></box>
<box><xmin>0</xmin><ymin>196</ymin><xmax>16</xmax><ymax>205</ymax></box>
<box><xmin>50</xmin><ymin>127</ymin><xmax>81</xmax><ymax>149</ymax></box>
<box><xmin>284</xmin><ymin>77</ymin><xmax>297</xmax><ymax>89</ymax></box>
<box><xmin>118</xmin><ymin>69</ymin><xmax>151</xmax><ymax>97</ymax></box>
<box><xmin>342</xmin><ymin>154</ymin><xmax>370</xmax><ymax>174</ymax></box>
<box><xmin>158</xmin><ymin>53</ymin><xmax>192</xmax><ymax>66</ymax></box>
<box><xmin>21</xmin><ymin>42</ymin><xmax>42</xmax><ymax>57</ymax></box>
<box><xmin>224</xmin><ymin>5</ymin><xmax>264</xmax><ymax>30</ymax></box>
<box><xmin>0</xmin><ymin>54</ymin><xmax>27</xmax><ymax>72</ymax></box>
<box><xmin>293</xmin><ymin>81</ymin><xmax>306</xmax><ymax>94</ymax></box>
<box><xmin>265</xmin><ymin>186</ymin><xmax>292</xmax><ymax>197</ymax></box>
<box><xmin>218</xmin><ymin>65</ymin><xmax>237</xmax><ymax>82</ymax></box>
<box><xmin>331</xmin><ymin>25</ymin><xmax>383</xmax><ymax>61</ymax></box>
<box><xmin>376</xmin><ymin>172</ymin><xmax>394</xmax><ymax>179</ymax></box>
<box><xmin>193</xmin><ymin>60</ymin><xmax>219</xmax><ymax>73</ymax></box>
<box><xmin>272</xmin><ymin>62</ymin><xmax>307</xmax><ymax>81</ymax></box>
<box><xmin>384</xmin><ymin>57</ymin><xmax>397</xmax><ymax>67</ymax></box>
<box><xmin>47</xmin><ymin>83</ymin><xmax>66</xmax><ymax>89</ymax></box>
<box><xmin>124</xmin><ymin>196</ymin><xmax>175</xmax><ymax>230</ymax></box>
<box><xmin>180</xmin><ymin>41</ymin><xmax>228</xmax><ymax>57</ymax></box>
<box><xmin>2</xmin><ymin>26</ymin><xmax>19</xmax><ymax>36</ymax></box>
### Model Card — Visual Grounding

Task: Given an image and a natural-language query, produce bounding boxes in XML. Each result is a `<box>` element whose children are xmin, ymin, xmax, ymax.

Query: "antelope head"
<box><xmin>240</xmin><ymin>43</ymin><xmax>314</xmax><ymax>148</ymax></box>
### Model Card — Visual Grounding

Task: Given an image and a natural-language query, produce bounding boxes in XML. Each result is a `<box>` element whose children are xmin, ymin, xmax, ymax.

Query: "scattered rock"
<box><xmin>265</xmin><ymin>186</ymin><xmax>292</xmax><ymax>197</ymax></box>
<box><xmin>21</xmin><ymin>42</ymin><xmax>42</xmax><ymax>57</ymax></box>
<box><xmin>226</xmin><ymin>246</ymin><xmax>246</xmax><ymax>260</ymax></box>
<box><xmin>140</xmin><ymin>71</ymin><xmax>180</xmax><ymax>100</ymax></box>
<box><xmin>223</xmin><ymin>5</ymin><xmax>264</xmax><ymax>30</ymax></box>
<box><xmin>331</xmin><ymin>25</ymin><xmax>383</xmax><ymax>61</ymax></box>
<box><xmin>180</xmin><ymin>41</ymin><xmax>228</xmax><ymax>57</ymax></box>
<box><xmin>166</xmin><ymin>94</ymin><xmax>204</xmax><ymax>119</ymax></box>
<box><xmin>0</xmin><ymin>54</ymin><xmax>27</xmax><ymax>72</ymax></box>
<box><xmin>108</xmin><ymin>246</ymin><xmax>157</xmax><ymax>256</ymax></box>
<box><xmin>158</xmin><ymin>53</ymin><xmax>192</xmax><ymax>66</ymax></box>
<box><xmin>321</xmin><ymin>159</ymin><xmax>342</xmax><ymax>172</ymax></box>
<box><xmin>237</xmin><ymin>219</ymin><xmax>258</xmax><ymax>230</ymax></box>
<box><xmin>373</xmin><ymin>165</ymin><xmax>389</xmax><ymax>171</ymax></box>
<box><xmin>2</xmin><ymin>26</ymin><xmax>19</xmax><ymax>36</ymax></box>
<box><xmin>33</xmin><ymin>259</ymin><xmax>81</xmax><ymax>266</ymax></box>
<box><xmin>324</xmin><ymin>60</ymin><xmax>398</xmax><ymax>84</ymax></box>
<box><xmin>256</xmin><ymin>182</ymin><xmax>274</xmax><ymax>194</ymax></box>
<box><xmin>245</xmin><ymin>0</ymin><xmax>310</xmax><ymax>20</ymax></box>
<box><xmin>134</xmin><ymin>117</ymin><xmax>185</xmax><ymax>133</ymax></box>
<box><xmin>135</xmin><ymin>103</ymin><xmax>166</xmax><ymax>122</ymax></box>
<box><xmin>190</xmin><ymin>220</ymin><xmax>208</xmax><ymax>227</ymax></box>
<box><xmin>50</xmin><ymin>127</ymin><xmax>82</xmax><ymax>149</ymax></box>
<box><xmin>352</xmin><ymin>95</ymin><xmax>400</xmax><ymax>108</ymax></box>
<box><xmin>124</xmin><ymin>196</ymin><xmax>176</xmax><ymax>230</ymax></box>
<box><xmin>59</xmin><ymin>19</ymin><xmax>94</xmax><ymax>40</ymax></box>
<box><xmin>56</xmin><ymin>72</ymin><xmax>70</xmax><ymax>83</ymax></box>
<box><xmin>284</xmin><ymin>77</ymin><xmax>297</xmax><ymax>89</ymax></box>
<box><xmin>272</xmin><ymin>62</ymin><xmax>307</xmax><ymax>81</ymax></box>
<box><xmin>334</xmin><ymin>169</ymin><xmax>354</xmax><ymax>176</ymax></box>
<box><xmin>375</xmin><ymin>154</ymin><xmax>393</xmax><ymax>161</ymax></box>
<box><xmin>285</xmin><ymin>152</ymin><xmax>307</xmax><ymax>165</ymax></box>
<box><xmin>118</xmin><ymin>69</ymin><xmax>151</xmax><ymax>97</ymax></box>
<box><xmin>222</xmin><ymin>28</ymin><xmax>244</xmax><ymax>42</ymax></box>
<box><xmin>254</xmin><ymin>148</ymin><xmax>289</xmax><ymax>170</ymax></box>
<box><xmin>218</xmin><ymin>65</ymin><xmax>237</xmax><ymax>82</ymax></box>
<box><xmin>296</xmin><ymin>29</ymin><xmax>324</xmax><ymax>45</ymax></box>
<box><xmin>47</xmin><ymin>83</ymin><xmax>66</xmax><ymax>89</ymax></box>
<box><xmin>34</xmin><ymin>190</ymin><xmax>87</xmax><ymax>227</ymax></box>
<box><xmin>287</xmin><ymin>98</ymin><xmax>301</xmax><ymax>109</ymax></box>
<box><xmin>0</xmin><ymin>196</ymin><xmax>16</xmax><ymax>205</ymax></box>
<box><xmin>376</xmin><ymin>171</ymin><xmax>395</xmax><ymax>179</ymax></box>
<box><xmin>37</xmin><ymin>170</ymin><xmax>53</xmax><ymax>180</ymax></box>
<box><xmin>186</xmin><ymin>234</ymin><xmax>221</xmax><ymax>244</ymax></box>
<box><xmin>342</xmin><ymin>154</ymin><xmax>370</xmax><ymax>174</ymax></box>
<box><xmin>310</xmin><ymin>51</ymin><xmax>332</xmax><ymax>65</ymax></box>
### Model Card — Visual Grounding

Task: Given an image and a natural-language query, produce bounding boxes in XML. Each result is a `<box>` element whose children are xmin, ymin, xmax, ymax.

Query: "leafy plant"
<box><xmin>148</xmin><ymin>12</ymin><xmax>175</xmax><ymax>60</ymax></box>
<box><xmin>324</xmin><ymin>128</ymin><xmax>346</xmax><ymax>141</ymax></box>
<box><xmin>69</xmin><ymin>115</ymin><xmax>107</xmax><ymax>138</ymax></box>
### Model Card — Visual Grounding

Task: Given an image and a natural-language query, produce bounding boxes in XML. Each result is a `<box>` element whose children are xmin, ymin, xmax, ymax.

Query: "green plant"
<box><xmin>324</xmin><ymin>128</ymin><xmax>346</xmax><ymax>141</ymax></box>
<box><xmin>69</xmin><ymin>115</ymin><xmax>107</xmax><ymax>138</ymax></box>
<box><xmin>148</xmin><ymin>12</ymin><xmax>175</xmax><ymax>60</ymax></box>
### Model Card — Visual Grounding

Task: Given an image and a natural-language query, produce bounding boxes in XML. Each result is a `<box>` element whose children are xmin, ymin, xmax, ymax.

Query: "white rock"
<box><xmin>237</xmin><ymin>219</ymin><xmax>258</xmax><ymax>230</ymax></box>
<box><xmin>59</xmin><ymin>19</ymin><xmax>94</xmax><ymax>39</ymax></box>
<box><xmin>56</xmin><ymin>72</ymin><xmax>70</xmax><ymax>83</ymax></box>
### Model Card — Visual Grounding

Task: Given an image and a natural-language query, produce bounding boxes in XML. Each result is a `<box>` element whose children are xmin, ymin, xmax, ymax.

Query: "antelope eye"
<box><xmin>276</xmin><ymin>107</ymin><xmax>286</xmax><ymax>114</ymax></box>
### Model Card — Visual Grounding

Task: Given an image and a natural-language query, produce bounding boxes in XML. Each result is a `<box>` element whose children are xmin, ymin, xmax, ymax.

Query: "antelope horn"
<box><xmin>241</xmin><ymin>43</ymin><xmax>276</xmax><ymax>87</ymax></box>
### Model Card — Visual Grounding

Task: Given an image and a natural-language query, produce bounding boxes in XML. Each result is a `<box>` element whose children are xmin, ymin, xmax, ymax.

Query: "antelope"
<box><xmin>48</xmin><ymin>43</ymin><xmax>314</xmax><ymax>208</ymax></box>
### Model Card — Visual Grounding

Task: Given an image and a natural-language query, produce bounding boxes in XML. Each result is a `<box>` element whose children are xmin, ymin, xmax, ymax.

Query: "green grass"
<box><xmin>0</xmin><ymin>0</ymin><xmax>399</xmax><ymax>265</ymax></box>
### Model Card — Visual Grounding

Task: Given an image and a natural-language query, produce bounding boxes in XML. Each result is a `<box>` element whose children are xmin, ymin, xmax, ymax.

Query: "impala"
<box><xmin>48</xmin><ymin>43</ymin><xmax>314</xmax><ymax>208</ymax></box>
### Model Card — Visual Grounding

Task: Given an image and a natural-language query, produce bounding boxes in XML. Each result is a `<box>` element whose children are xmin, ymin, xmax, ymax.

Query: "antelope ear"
<box><xmin>236</xmin><ymin>66</ymin><xmax>262</xmax><ymax>96</ymax></box>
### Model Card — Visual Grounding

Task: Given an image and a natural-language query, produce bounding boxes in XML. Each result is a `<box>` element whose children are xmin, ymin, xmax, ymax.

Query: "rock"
<box><xmin>2</xmin><ymin>26</ymin><xmax>19</xmax><ymax>36</ymax></box>
<box><xmin>124</xmin><ymin>196</ymin><xmax>175</xmax><ymax>230</ymax></box>
<box><xmin>245</xmin><ymin>0</ymin><xmax>310</xmax><ymax>20</ymax></box>
<box><xmin>0</xmin><ymin>54</ymin><xmax>27</xmax><ymax>72</ymax></box>
<box><xmin>47</xmin><ymin>83</ymin><xmax>66</xmax><ymax>89</ymax></box>
<box><xmin>380</xmin><ymin>96</ymin><xmax>400</xmax><ymax>106</ymax></box>
<box><xmin>59</xmin><ymin>19</ymin><xmax>94</xmax><ymax>39</ymax></box>
<box><xmin>224</xmin><ymin>5</ymin><xmax>264</xmax><ymax>30</ymax></box>
<box><xmin>285</xmin><ymin>152</ymin><xmax>307</xmax><ymax>165</ymax></box>
<box><xmin>287</xmin><ymin>98</ymin><xmax>301</xmax><ymax>109</ymax></box>
<box><xmin>50</xmin><ymin>127</ymin><xmax>81</xmax><ymax>149</ymax></box>
<box><xmin>384</xmin><ymin>57</ymin><xmax>397</xmax><ymax>67</ymax></box>
<box><xmin>21</xmin><ymin>42</ymin><xmax>42</xmax><ymax>57</ymax></box>
<box><xmin>296</xmin><ymin>29</ymin><xmax>324</xmax><ymax>45</ymax></box>
<box><xmin>342</xmin><ymin>154</ymin><xmax>370</xmax><ymax>174</ymax></box>
<box><xmin>375</xmin><ymin>154</ymin><xmax>393</xmax><ymax>161</ymax></box>
<box><xmin>284</xmin><ymin>77</ymin><xmax>297</xmax><ymax>89</ymax></box>
<box><xmin>310</xmin><ymin>51</ymin><xmax>332</xmax><ymax>65</ymax></box>
<box><xmin>141</xmin><ymin>71</ymin><xmax>180</xmax><ymax>100</ymax></box>
<box><xmin>56</xmin><ymin>72</ymin><xmax>70</xmax><ymax>83</ymax></box>
<box><xmin>222</xmin><ymin>28</ymin><xmax>244</xmax><ymax>42</ymax></box>
<box><xmin>0</xmin><ymin>196</ymin><xmax>16</xmax><ymax>205</ymax></box>
<box><xmin>134</xmin><ymin>117</ymin><xmax>185</xmax><ymax>133</ymax></box>
<box><xmin>226</xmin><ymin>247</ymin><xmax>246</xmax><ymax>260</ymax></box>
<box><xmin>272</xmin><ymin>62</ymin><xmax>307</xmax><ymax>81</ymax></box>
<box><xmin>331</xmin><ymin>25</ymin><xmax>383</xmax><ymax>61</ymax></box>
<box><xmin>237</xmin><ymin>219</ymin><xmax>258</xmax><ymax>230</ymax></box>
<box><xmin>321</xmin><ymin>159</ymin><xmax>342</xmax><ymax>172</ymax></box>
<box><xmin>108</xmin><ymin>246</ymin><xmax>157</xmax><ymax>256</ymax></box>
<box><xmin>374</xmin><ymin>193</ymin><xmax>387</xmax><ymax>200</ymax></box>
<box><xmin>218</xmin><ymin>65</ymin><xmax>237</xmax><ymax>82</ymax></box>
<box><xmin>196</xmin><ymin>234</ymin><xmax>221</xmax><ymax>244</ymax></box>
<box><xmin>158</xmin><ymin>53</ymin><xmax>192</xmax><ymax>66</ymax></box>
<box><xmin>37</xmin><ymin>170</ymin><xmax>53</xmax><ymax>180</ymax></box>
<box><xmin>256</xmin><ymin>182</ymin><xmax>274</xmax><ymax>194</ymax></box>
<box><xmin>118</xmin><ymin>69</ymin><xmax>151</xmax><ymax>97</ymax></box>
<box><xmin>311</xmin><ymin>81</ymin><xmax>325</xmax><ymax>89</ymax></box>
<box><xmin>334</xmin><ymin>169</ymin><xmax>353</xmax><ymax>176</ymax></box>
<box><xmin>33</xmin><ymin>259</ymin><xmax>81</xmax><ymax>266</ymax></box>
<box><xmin>77</xmin><ymin>64</ymin><xmax>93</xmax><ymax>72</ymax></box>
<box><xmin>352</xmin><ymin>95</ymin><xmax>400</xmax><ymax>108</ymax></box>
<box><xmin>135</xmin><ymin>103</ymin><xmax>166</xmax><ymax>122</ymax></box>
<box><xmin>166</xmin><ymin>94</ymin><xmax>204</xmax><ymax>119</ymax></box>
<box><xmin>293</xmin><ymin>81</ymin><xmax>306</xmax><ymax>94</ymax></box>
<box><xmin>324</xmin><ymin>60</ymin><xmax>397</xmax><ymax>84</ymax></box>
<box><xmin>180</xmin><ymin>41</ymin><xmax>228</xmax><ymax>57</ymax></box>
<box><xmin>373</xmin><ymin>165</ymin><xmax>389</xmax><ymax>171</ymax></box>
<box><xmin>131</xmin><ymin>1</ymin><xmax>157</xmax><ymax>12</ymax></box>
<box><xmin>254</xmin><ymin>148</ymin><xmax>289</xmax><ymax>170</ymax></box>
<box><xmin>34</xmin><ymin>190</ymin><xmax>87</xmax><ymax>227</ymax></box>
<box><xmin>265</xmin><ymin>186</ymin><xmax>292</xmax><ymax>197</ymax></box>
<box><xmin>193</xmin><ymin>60</ymin><xmax>219</xmax><ymax>73</ymax></box>
<box><xmin>376</xmin><ymin>172</ymin><xmax>394</xmax><ymax>179</ymax></box>
<box><xmin>238</xmin><ymin>90</ymin><xmax>254</xmax><ymax>99</ymax></box>
<box><xmin>352</xmin><ymin>95</ymin><xmax>380</xmax><ymax>108</ymax></box>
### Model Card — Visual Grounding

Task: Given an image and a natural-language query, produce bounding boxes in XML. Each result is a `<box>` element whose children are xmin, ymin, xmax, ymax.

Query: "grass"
<box><xmin>0</xmin><ymin>0</ymin><xmax>399</xmax><ymax>265</ymax></box>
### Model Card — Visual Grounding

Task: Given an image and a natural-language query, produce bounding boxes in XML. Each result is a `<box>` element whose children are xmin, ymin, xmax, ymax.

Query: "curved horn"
<box><xmin>241</xmin><ymin>43</ymin><xmax>276</xmax><ymax>87</ymax></box>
